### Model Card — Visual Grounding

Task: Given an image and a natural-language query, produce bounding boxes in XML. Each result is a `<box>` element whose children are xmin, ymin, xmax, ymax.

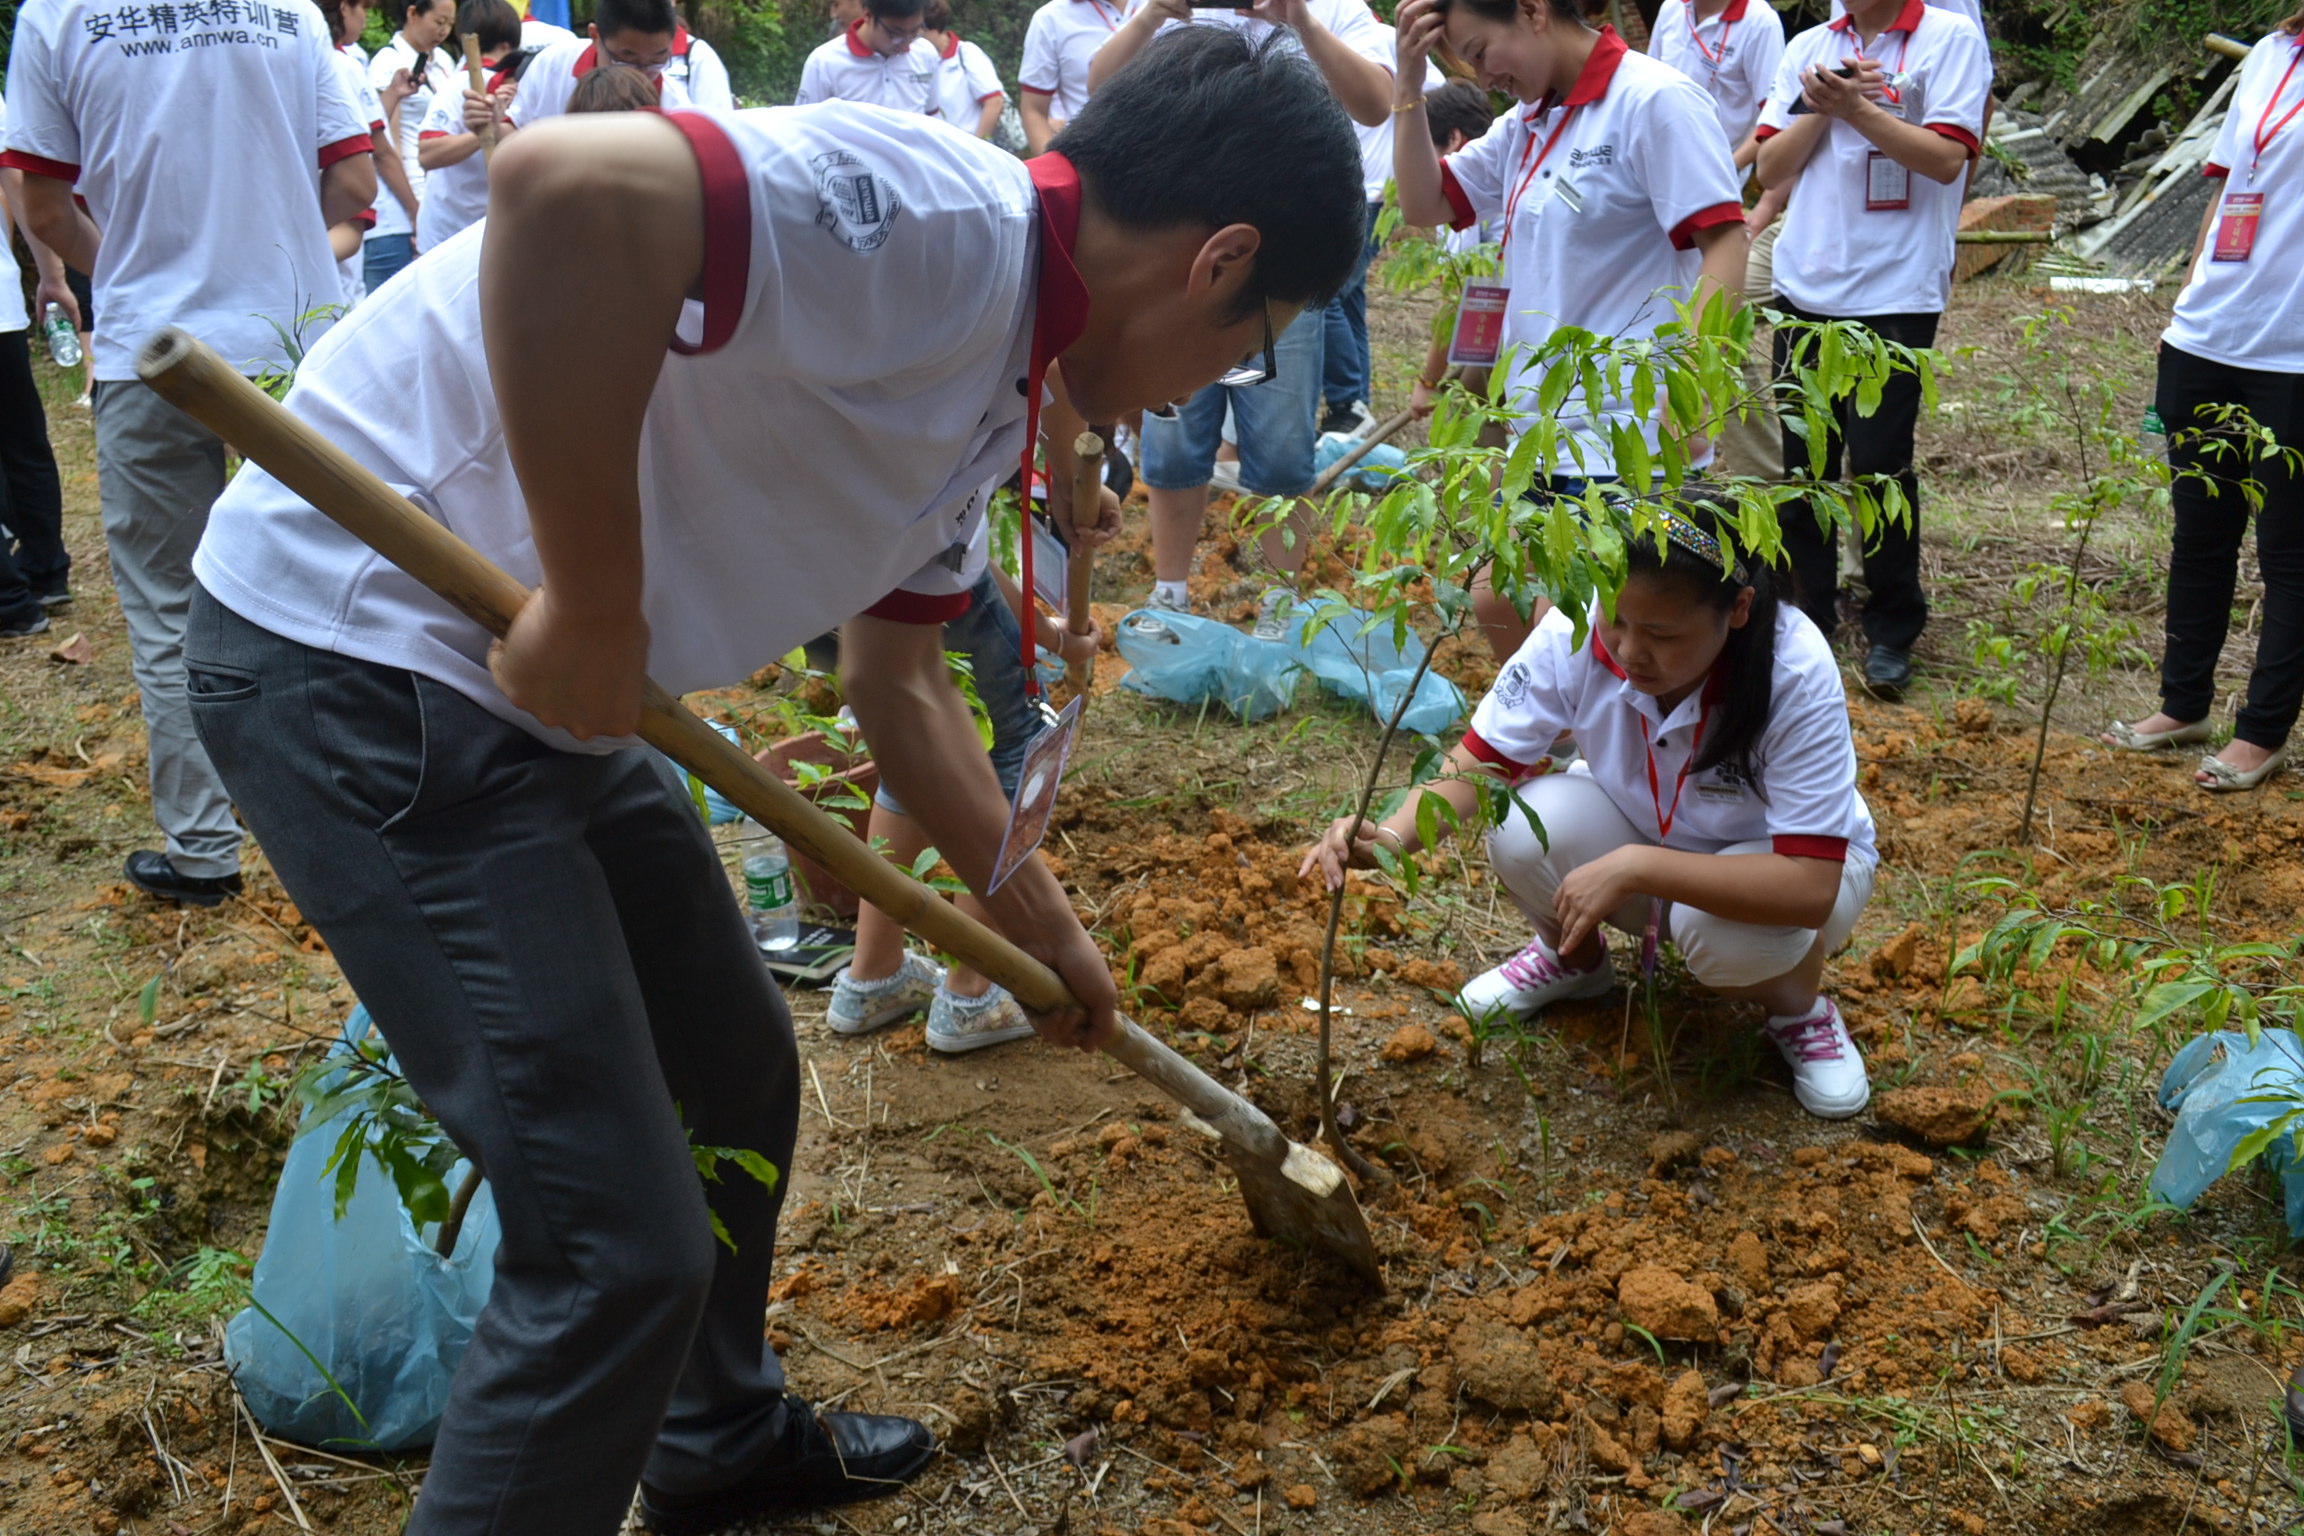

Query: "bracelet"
<box><xmin>1391</xmin><ymin>98</ymin><xmax>1425</xmax><ymax>115</ymax></box>
<box><xmin>1373</xmin><ymin>825</ymin><xmax>1405</xmax><ymax>845</ymax></box>
<box><xmin>1417</xmin><ymin>375</ymin><xmax>1446</xmax><ymax>390</ymax></box>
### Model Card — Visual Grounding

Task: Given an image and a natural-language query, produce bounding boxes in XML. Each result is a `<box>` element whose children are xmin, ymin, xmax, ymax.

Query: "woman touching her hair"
<box><xmin>1302</xmin><ymin>505</ymin><xmax>1881</xmax><ymax>1119</ymax></box>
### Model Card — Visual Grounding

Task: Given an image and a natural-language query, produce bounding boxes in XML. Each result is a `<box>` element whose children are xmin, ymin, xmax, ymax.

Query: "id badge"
<box><xmin>985</xmin><ymin>696</ymin><xmax>1081</xmax><ymax>894</ymax></box>
<box><xmin>2212</xmin><ymin>192</ymin><xmax>2263</xmax><ymax>262</ymax></box>
<box><xmin>1448</xmin><ymin>282</ymin><xmax>1510</xmax><ymax>368</ymax></box>
<box><xmin>1028</xmin><ymin>514</ymin><xmax>1069</xmax><ymax>609</ymax></box>
<box><xmin>1865</xmin><ymin>151</ymin><xmax>1910</xmax><ymax>212</ymax></box>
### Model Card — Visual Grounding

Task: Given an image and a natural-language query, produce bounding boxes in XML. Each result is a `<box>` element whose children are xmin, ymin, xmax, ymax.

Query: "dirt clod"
<box><xmin>1213</xmin><ymin>946</ymin><xmax>1280</xmax><ymax>1011</ymax></box>
<box><xmin>1875</xmin><ymin>1083</ymin><xmax>1994</xmax><ymax>1146</ymax></box>
<box><xmin>1380</xmin><ymin>1024</ymin><xmax>1438</xmax><ymax>1063</ymax></box>
<box><xmin>0</xmin><ymin>1271</ymin><xmax>40</xmax><ymax>1327</ymax></box>
<box><xmin>1452</xmin><ymin>1318</ymin><xmax>1559</xmax><ymax>1415</ymax></box>
<box><xmin>1646</xmin><ymin>1131</ymin><xmax>1703</xmax><ymax>1178</ymax></box>
<box><xmin>2121</xmin><ymin>1381</ymin><xmax>2198</xmax><ymax>1453</ymax></box>
<box><xmin>1617</xmin><ymin>1266</ymin><xmax>1719</xmax><ymax>1342</ymax></box>
<box><xmin>1662</xmin><ymin>1368</ymin><xmax>1709</xmax><ymax>1450</ymax></box>
<box><xmin>1282</xmin><ymin>1484</ymin><xmax>1317</xmax><ymax>1510</ymax></box>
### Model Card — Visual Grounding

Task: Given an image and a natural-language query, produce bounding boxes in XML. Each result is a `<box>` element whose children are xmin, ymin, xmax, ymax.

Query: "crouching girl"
<box><xmin>1300</xmin><ymin>506</ymin><xmax>1879</xmax><ymax>1117</ymax></box>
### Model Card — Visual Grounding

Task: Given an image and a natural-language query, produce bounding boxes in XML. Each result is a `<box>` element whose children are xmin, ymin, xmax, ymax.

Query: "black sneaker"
<box><xmin>0</xmin><ymin>602</ymin><xmax>50</xmax><ymax>639</ymax></box>
<box><xmin>1322</xmin><ymin>400</ymin><xmax>1377</xmax><ymax>438</ymax></box>
<box><xmin>637</xmin><ymin>1397</ymin><xmax>936</xmax><ymax>1534</ymax></box>
<box><xmin>1862</xmin><ymin>643</ymin><xmax>1913</xmax><ymax>702</ymax></box>
<box><xmin>124</xmin><ymin>851</ymin><xmax>244</xmax><ymax>907</ymax></box>
<box><xmin>36</xmin><ymin>585</ymin><xmax>72</xmax><ymax>609</ymax></box>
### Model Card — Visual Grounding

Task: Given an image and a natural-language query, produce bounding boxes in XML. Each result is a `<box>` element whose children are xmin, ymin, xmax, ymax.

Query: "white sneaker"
<box><xmin>826</xmin><ymin>952</ymin><xmax>944</xmax><ymax>1035</ymax></box>
<box><xmin>926</xmin><ymin>984</ymin><xmax>1037</xmax><ymax>1054</ymax></box>
<box><xmin>1763</xmin><ymin>998</ymin><xmax>1871</xmax><ymax>1119</ymax></box>
<box><xmin>1209</xmin><ymin>460</ymin><xmax>1244</xmax><ymax>495</ymax></box>
<box><xmin>1129</xmin><ymin>585</ymin><xmax>1194</xmax><ymax>641</ymax></box>
<box><xmin>1251</xmin><ymin>588</ymin><xmax>1295</xmax><ymax>642</ymax></box>
<box><xmin>1453</xmin><ymin>934</ymin><xmax>1614</xmax><ymax>1024</ymax></box>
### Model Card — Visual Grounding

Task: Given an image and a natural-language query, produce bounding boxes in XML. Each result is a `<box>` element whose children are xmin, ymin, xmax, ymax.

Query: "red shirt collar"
<box><xmin>934</xmin><ymin>30</ymin><xmax>960</xmax><ymax>60</ymax></box>
<box><xmin>1717</xmin><ymin>0</ymin><xmax>1753</xmax><ymax>22</ymax></box>
<box><xmin>1527</xmin><ymin>24</ymin><xmax>1629</xmax><ymax>118</ymax></box>
<box><xmin>1829</xmin><ymin>0</ymin><xmax>1927</xmax><ymax>36</ymax></box>
<box><xmin>1026</xmin><ymin>151</ymin><xmax>1091</xmax><ymax>367</ymax></box>
<box><xmin>845</xmin><ymin>18</ymin><xmax>876</xmax><ymax>57</ymax></box>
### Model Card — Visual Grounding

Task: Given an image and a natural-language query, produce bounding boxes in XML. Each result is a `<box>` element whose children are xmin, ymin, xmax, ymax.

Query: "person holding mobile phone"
<box><xmin>369</xmin><ymin>0</ymin><xmax>459</xmax><ymax>277</ymax></box>
<box><xmin>1753</xmin><ymin>0</ymin><xmax>1990</xmax><ymax>702</ymax></box>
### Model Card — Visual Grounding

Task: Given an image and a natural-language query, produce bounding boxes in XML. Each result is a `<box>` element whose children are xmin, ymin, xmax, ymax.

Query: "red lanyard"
<box><xmin>1502</xmin><ymin>104</ymin><xmax>1581</xmax><ymax>252</ymax></box>
<box><xmin>1686</xmin><ymin>0</ymin><xmax>1734</xmax><ymax>69</ymax></box>
<box><xmin>1843</xmin><ymin>25</ymin><xmax>1912</xmax><ymax>106</ymax></box>
<box><xmin>1640</xmin><ymin>701</ymin><xmax>1711</xmax><ymax>841</ymax></box>
<box><xmin>2251</xmin><ymin>41</ymin><xmax>2304</xmax><ymax>180</ymax></box>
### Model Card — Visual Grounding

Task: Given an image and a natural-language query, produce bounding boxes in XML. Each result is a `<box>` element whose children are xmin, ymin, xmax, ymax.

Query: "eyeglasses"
<box><xmin>1217</xmin><ymin>300</ymin><xmax>1276</xmax><ymax>389</ymax></box>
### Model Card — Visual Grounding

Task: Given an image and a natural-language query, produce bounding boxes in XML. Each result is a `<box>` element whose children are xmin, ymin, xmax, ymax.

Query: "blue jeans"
<box><xmin>362</xmin><ymin>233</ymin><xmax>417</xmax><ymax>295</ymax></box>
<box><xmin>875</xmin><ymin>571</ymin><xmax>1038</xmax><ymax>815</ymax></box>
<box><xmin>1141</xmin><ymin>304</ymin><xmax>1327</xmax><ymax>497</ymax></box>
<box><xmin>1321</xmin><ymin>201</ymin><xmax>1384</xmax><ymax>412</ymax></box>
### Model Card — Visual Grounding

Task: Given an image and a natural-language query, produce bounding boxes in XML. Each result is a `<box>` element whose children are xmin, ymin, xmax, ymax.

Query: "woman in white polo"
<box><xmin>1390</xmin><ymin>0</ymin><xmax>1747</xmax><ymax>490</ymax></box>
<box><xmin>2104</xmin><ymin>9</ymin><xmax>2304</xmax><ymax>792</ymax></box>
<box><xmin>1302</xmin><ymin>506</ymin><xmax>1880</xmax><ymax>1119</ymax></box>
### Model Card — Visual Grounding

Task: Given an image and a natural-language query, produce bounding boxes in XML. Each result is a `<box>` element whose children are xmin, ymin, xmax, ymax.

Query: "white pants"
<box><xmin>1486</xmin><ymin>770</ymin><xmax>1875</xmax><ymax>991</ymax></box>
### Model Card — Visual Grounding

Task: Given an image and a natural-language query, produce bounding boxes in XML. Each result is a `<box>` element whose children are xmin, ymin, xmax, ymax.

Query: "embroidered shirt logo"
<box><xmin>812</xmin><ymin>150</ymin><xmax>902</xmax><ymax>252</ymax></box>
<box><xmin>1494</xmin><ymin>661</ymin><xmax>1532</xmax><ymax>710</ymax></box>
<box><xmin>1567</xmin><ymin>144</ymin><xmax>1616</xmax><ymax>169</ymax></box>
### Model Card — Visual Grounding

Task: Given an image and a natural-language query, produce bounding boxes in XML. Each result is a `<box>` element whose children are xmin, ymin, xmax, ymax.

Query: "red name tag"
<box><xmin>2212</xmin><ymin>192</ymin><xmax>2264</xmax><ymax>263</ymax></box>
<box><xmin>1448</xmin><ymin>283</ymin><xmax>1509</xmax><ymax>368</ymax></box>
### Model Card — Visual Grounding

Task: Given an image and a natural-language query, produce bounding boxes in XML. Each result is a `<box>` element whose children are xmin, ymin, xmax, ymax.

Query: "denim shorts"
<box><xmin>875</xmin><ymin>570</ymin><xmax>1038</xmax><ymax>817</ymax></box>
<box><xmin>1139</xmin><ymin>303</ymin><xmax>1326</xmax><ymax>498</ymax></box>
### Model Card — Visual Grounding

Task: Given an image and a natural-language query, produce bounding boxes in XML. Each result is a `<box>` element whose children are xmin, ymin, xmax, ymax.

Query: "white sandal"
<box><xmin>2101</xmin><ymin>718</ymin><xmax>2213</xmax><ymax>751</ymax></box>
<box><xmin>2195</xmin><ymin>748</ymin><xmax>2287</xmax><ymax>792</ymax></box>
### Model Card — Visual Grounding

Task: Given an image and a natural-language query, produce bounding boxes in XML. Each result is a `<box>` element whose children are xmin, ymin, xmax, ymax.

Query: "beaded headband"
<box><xmin>1654</xmin><ymin>508</ymin><xmax>1750</xmax><ymax>586</ymax></box>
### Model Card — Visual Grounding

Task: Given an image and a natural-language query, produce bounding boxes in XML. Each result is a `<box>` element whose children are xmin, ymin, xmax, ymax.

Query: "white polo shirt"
<box><xmin>195</xmin><ymin>106</ymin><xmax>1090</xmax><ymax>754</ymax></box>
<box><xmin>412</xmin><ymin>73</ymin><xmax>503</xmax><ymax>252</ymax></box>
<box><xmin>1437</xmin><ymin>30</ymin><xmax>1744</xmax><ymax>476</ymax></box>
<box><xmin>1833</xmin><ymin>0</ymin><xmax>1981</xmax><ymax>26</ymax></box>
<box><xmin>1018</xmin><ymin>0</ymin><xmax>1129</xmax><ymax>124</ymax></box>
<box><xmin>331</xmin><ymin>44</ymin><xmax>389</xmax><ymax>305</ymax></box>
<box><xmin>2163</xmin><ymin>30</ymin><xmax>2304</xmax><ymax>374</ymax></box>
<box><xmin>0</xmin><ymin>94</ymin><xmax>26</xmax><ymax>335</ymax></box>
<box><xmin>2</xmin><ymin>0</ymin><xmax>370</xmax><ymax>380</ymax></box>
<box><xmin>521</xmin><ymin>17</ymin><xmax>577</xmax><ymax>49</ymax></box>
<box><xmin>932</xmin><ymin>33</ymin><xmax>1005</xmax><ymax>130</ymax></box>
<box><xmin>1651</xmin><ymin>0</ymin><xmax>1787</xmax><ymax>146</ymax></box>
<box><xmin>1755</xmin><ymin>1</ymin><xmax>1991</xmax><ymax>317</ymax></box>
<box><xmin>795</xmin><ymin>23</ymin><xmax>942</xmax><ymax>114</ymax></box>
<box><xmin>1467</xmin><ymin>604</ymin><xmax>1876</xmax><ymax>862</ymax></box>
<box><xmin>368</xmin><ymin>33</ymin><xmax>457</xmax><ymax>241</ymax></box>
<box><xmin>515</xmin><ymin>30</ymin><xmax>733</xmax><ymax>122</ymax></box>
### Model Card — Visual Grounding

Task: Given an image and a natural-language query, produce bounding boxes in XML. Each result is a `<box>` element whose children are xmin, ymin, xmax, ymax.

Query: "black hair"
<box><xmin>1425</xmin><ymin>79</ymin><xmax>1495</xmax><ymax>149</ymax></box>
<box><xmin>2285</xmin><ymin>4</ymin><xmax>2304</xmax><ymax>34</ymax></box>
<box><xmin>457</xmin><ymin>0</ymin><xmax>520</xmax><ymax>55</ymax></box>
<box><xmin>594</xmin><ymin>0</ymin><xmax>678</xmax><ymax>39</ymax></box>
<box><xmin>921</xmin><ymin>0</ymin><xmax>952</xmax><ymax>28</ymax></box>
<box><xmin>865</xmin><ymin>0</ymin><xmax>928</xmax><ymax>20</ymax></box>
<box><xmin>318</xmin><ymin>0</ymin><xmax>355</xmax><ymax>45</ymax></box>
<box><xmin>569</xmin><ymin>59</ymin><xmax>662</xmax><ymax>110</ymax></box>
<box><xmin>1430</xmin><ymin>0</ymin><xmax>1588</xmax><ymax>76</ymax></box>
<box><xmin>1054</xmin><ymin>28</ymin><xmax>1365</xmax><ymax>319</ymax></box>
<box><xmin>403</xmin><ymin>0</ymin><xmax>450</xmax><ymax>21</ymax></box>
<box><xmin>1623</xmin><ymin>497</ymin><xmax>1778</xmax><ymax>789</ymax></box>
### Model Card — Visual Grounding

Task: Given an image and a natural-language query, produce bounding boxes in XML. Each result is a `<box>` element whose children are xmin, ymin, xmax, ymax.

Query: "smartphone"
<box><xmin>1786</xmin><ymin>62</ymin><xmax>1858</xmax><ymax>115</ymax></box>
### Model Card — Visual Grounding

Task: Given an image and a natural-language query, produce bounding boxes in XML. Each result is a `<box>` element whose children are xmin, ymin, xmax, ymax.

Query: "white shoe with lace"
<box><xmin>1453</xmin><ymin>935</ymin><xmax>1613</xmax><ymax>1024</ymax></box>
<box><xmin>926</xmin><ymin>984</ymin><xmax>1037</xmax><ymax>1054</ymax></box>
<box><xmin>826</xmin><ymin>952</ymin><xmax>944</xmax><ymax>1036</ymax></box>
<box><xmin>1763</xmin><ymin>998</ymin><xmax>1870</xmax><ymax>1119</ymax></box>
<box><xmin>1251</xmin><ymin>588</ymin><xmax>1295</xmax><ymax>642</ymax></box>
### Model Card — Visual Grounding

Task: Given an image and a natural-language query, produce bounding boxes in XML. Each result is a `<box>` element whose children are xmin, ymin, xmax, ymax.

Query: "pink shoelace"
<box><xmin>1498</xmin><ymin>936</ymin><xmax>1599</xmax><ymax>991</ymax></box>
<box><xmin>1767</xmin><ymin>1003</ymin><xmax>1846</xmax><ymax>1063</ymax></box>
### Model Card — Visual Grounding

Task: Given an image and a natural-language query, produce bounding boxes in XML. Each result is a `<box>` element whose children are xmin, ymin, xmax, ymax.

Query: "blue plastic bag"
<box><xmin>2148</xmin><ymin>1027</ymin><xmax>2304</xmax><ymax>1238</ymax></box>
<box><xmin>1279</xmin><ymin>601</ymin><xmax>1466</xmax><ymax>737</ymax></box>
<box><xmin>1314</xmin><ymin>430</ymin><xmax>1412</xmax><ymax>493</ymax></box>
<box><xmin>225</xmin><ymin>1007</ymin><xmax>500</xmax><ymax>1451</ymax></box>
<box><xmin>1116</xmin><ymin>610</ymin><xmax>1299</xmax><ymax>721</ymax></box>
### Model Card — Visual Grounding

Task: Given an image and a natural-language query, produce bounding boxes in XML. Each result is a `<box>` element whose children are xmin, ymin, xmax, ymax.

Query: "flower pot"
<box><xmin>756</xmin><ymin>731</ymin><xmax>879</xmax><ymax>920</ymax></box>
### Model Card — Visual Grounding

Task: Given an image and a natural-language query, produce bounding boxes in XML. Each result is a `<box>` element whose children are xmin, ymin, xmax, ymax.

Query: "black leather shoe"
<box><xmin>124</xmin><ymin>851</ymin><xmax>244</xmax><ymax>907</ymax></box>
<box><xmin>1862</xmin><ymin>643</ymin><xmax>1913</xmax><ymax>702</ymax></box>
<box><xmin>0</xmin><ymin>601</ymin><xmax>48</xmax><ymax>639</ymax></box>
<box><xmin>638</xmin><ymin>1398</ymin><xmax>937</xmax><ymax>1533</ymax></box>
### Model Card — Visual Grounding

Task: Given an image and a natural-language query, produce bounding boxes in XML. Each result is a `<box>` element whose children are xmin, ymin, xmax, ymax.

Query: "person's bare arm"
<box><xmin>973</xmin><ymin>94</ymin><xmax>1005</xmax><ymax>138</ymax></box>
<box><xmin>321</xmin><ymin>152</ymin><xmax>378</xmax><ymax>227</ymax></box>
<box><xmin>1088</xmin><ymin>0</ymin><xmax>1185</xmax><ymax>92</ymax></box>
<box><xmin>1556</xmin><ymin>848</ymin><xmax>1840</xmax><ymax>955</ymax></box>
<box><xmin>1018</xmin><ymin>89</ymin><xmax>1059</xmax><ymax>154</ymax></box>
<box><xmin>1755</xmin><ymin>110</ymin><xmax>1828</xmax><ymax>188</ymax></box>
<box><xmin>1731</xmin><ymin>128</ymin><xmax>1760</xmax><ymax>172</ymax></box>
<box><xmin>16</xmin><ymin>175</ymin><xmax>100</xmax><ymax>275</ymax></box>
<box><xmin>1255</xmin><ymin>0</ymin><xmax>1391</xmax><ymax>125</ymax></box>
<box><xmin>1690</xmin><ymin>219</ymin><xmax>1745</xmax><ymax>316</ymax></box>
<box><xmin>841</xmin><ymin>614</ymin><xmax>1119</xmax><ymax>1049</ymax></box>
<box><xmin>375</xmin><ymin>120</ymin><xmax>420</xmax><ymax>220</ymax></box>
<box><xmin>420</xmin><ymin>129</ymin><xmax>483</xmax><ymax>169</ymax></box>
<box><xmin>1389</xmin><ymin>0</ymin><xmax>1452</xmax><ymax>226</ymax></box>
<box><xmin>2</xmin><ymin>168</ymin><xmax>80</xmax><ymax>323</ymax></box>
<box><xmin>1798</xmin><ymin>61</ymin><xmax>1967</xmax><ymax>184</ymax></box>
<box><xmin>480</xmin><ymin>114</ymin><xmax>703</xmax><ymax>739</ymax></box>
<box><xmin>1300</xmin><ymin>739</ymin><xmax>1503</xmax><ymax>887</ymax></box>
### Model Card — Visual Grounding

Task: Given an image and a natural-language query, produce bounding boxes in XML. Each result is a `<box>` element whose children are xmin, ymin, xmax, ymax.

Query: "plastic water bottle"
<box><xmin>41</xmin><ymin>304</ymin><xmax>80</xmax><ymax>370</ymax></box>
<box><xmin>740</xmin><ymin>820</ymin><xmax>800</xmax><ymax>952</ymax></box>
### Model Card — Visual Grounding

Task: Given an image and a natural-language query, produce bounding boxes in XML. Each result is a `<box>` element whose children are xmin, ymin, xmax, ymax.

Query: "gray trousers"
<box><xmin>184</xmin><ymin>591</ymin><xmax>804</xmax><ymax>1535</ymax></box>
<box><xmin>92</xmin><ymin>381</ymin><xmax>243</xmax><ymax>877</ymax></box>
<box><xmin>1713</xmin><ymin>218</ymin><xmax>1786</xmax><ymax>484</ymax></box>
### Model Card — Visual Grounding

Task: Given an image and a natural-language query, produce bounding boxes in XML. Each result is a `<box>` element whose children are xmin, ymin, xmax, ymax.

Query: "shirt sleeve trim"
<box><xmin>1669</xmin><ymin>201</ymin><xmax>1745</xmax><ymax>251</ymax></box>
<box><xmin>1438</xmin><ymin>161</ymin><xmax>1477</xmax><ymax>232</ymax></box>
<box><xmin>865</xmin><ymin>589</ymin><xmax>973</xmax><ymax>624</ymax></box>
<box><xmin>1925</xmin><ymin>122</ymin><xmax>1981</xmax><ymax>156</ymax></box>
<box><xmin>1019</xmin><ymin>80</ymin><xmax>1059</xmax><ymax>96</ymax></box>
<box><xmin>2203</xmin><ymin>162</ymin><xmax>2230</xmax><ymax>179</ymax></box>
<box><xmin>659</xmin><ymin>112</ymin><xmax>753</xmax><ymax>357</ymax></box>
<box><xmin>1772</xmin><ymin>834</ymin><xmax>1848</xmax><ymax>862</ymax></box>
<box><xmin>1752</xmin><ymin>123</ymin><xmax>1781</xmax><ymax>142</ymax></box>
<box><xmin>418</xmin><ymin>130</ymin><xmax>451</xmax><ymax>140</ymax></box>
<box><xmin>0</xmin><ymin>150</ymin><xmax>81</xmax><ymax>182</ymax></box>
<box><xmin>1461</xmin><ymin>728</ymin><xmax>1531</xmax><ymax>778</ymax></box>
<box><xmin>318</xmin><ymin>133</ymin><xmax>375</xmax><ymax>170</ymax></box>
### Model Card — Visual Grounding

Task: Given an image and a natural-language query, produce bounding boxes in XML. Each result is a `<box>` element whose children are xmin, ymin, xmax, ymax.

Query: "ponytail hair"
<box><xmin>1622</xmin><ymin>498</ymin><xmax>1778</xmax><ymax>790</ymax></box>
